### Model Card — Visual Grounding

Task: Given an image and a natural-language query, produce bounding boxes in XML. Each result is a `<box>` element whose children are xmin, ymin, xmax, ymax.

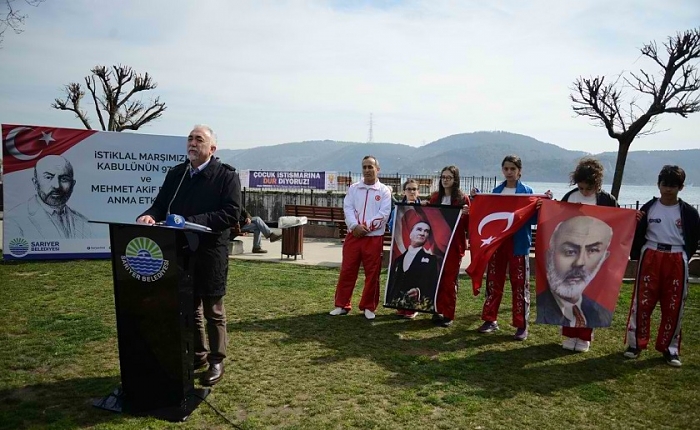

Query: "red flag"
<box><xmin>2</xmin><ymin>124</ymin><xmax>97</xmax><ymax>174</ymax></box>
<box><xmin>534</xmin><ymin>199</ymin><xmax>637</xmax><ymax>327</ymax></box>
<box><xmin>466</xmin><ymin>194</ymin><xmax>539</xmax><ymax>295</ymax></box>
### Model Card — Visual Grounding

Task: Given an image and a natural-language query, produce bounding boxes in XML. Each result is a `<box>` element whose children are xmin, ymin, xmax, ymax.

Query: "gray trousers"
<box><xmin>194</xmin><ymin>296</ymin><xmax>227</xmax><ymax>364</ymax></box>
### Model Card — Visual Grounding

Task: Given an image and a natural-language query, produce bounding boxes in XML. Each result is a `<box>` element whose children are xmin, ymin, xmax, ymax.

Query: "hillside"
<box><xmin>216</xmin><ymin>131</ymin><xmax>700</xmax><ymax>185</ymax></box>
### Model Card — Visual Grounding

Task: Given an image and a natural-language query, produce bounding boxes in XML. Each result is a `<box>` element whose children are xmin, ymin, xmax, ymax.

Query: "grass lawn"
<box><xmin>1</xmin><ymin>259</ymin><xmax>699</xmax><ymax>429</ymax></box>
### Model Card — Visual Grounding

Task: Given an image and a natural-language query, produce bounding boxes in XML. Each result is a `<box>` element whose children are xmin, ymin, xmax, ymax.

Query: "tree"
<box><xmin>0</xmin><ymin>0</ymin><xmax>45</xmax><ymax>47</ymax></box>
<box><xmin>51</xmin><ymin>64</ymin><xmax>167</xmax><ymax>132</ymax></box>
<box><xmin>571</xmin><ymin>28</ymin><xmax>700</xmax><ymax>198</ymax></box>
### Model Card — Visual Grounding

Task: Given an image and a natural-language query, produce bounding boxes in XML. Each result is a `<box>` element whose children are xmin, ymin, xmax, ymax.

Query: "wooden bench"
<box><xmin>284</xmin><ymin>204</ymin><xmax>345</xmax><ymax>223</ymax></box>
<box><xmin>378</xmin><ymin>176</ymin><xmax>401</xmax><ymax>191</ymax></box>
<box><xmin>338</xmin><ymin>223</ymin><xmax>393</xmax><ymax>247</ymax></box>
<box><xmin>284</xmin><ymin>204</ymin><xmax>392</xmax><ymax>246</ymax></box>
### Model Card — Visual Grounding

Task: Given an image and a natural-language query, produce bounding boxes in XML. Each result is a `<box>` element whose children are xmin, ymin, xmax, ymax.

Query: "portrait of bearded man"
<box><xmin>536</xmin><ymin>215</ymin><xmax>614</xmax><ymax>327</ymax></box>
<box><xmin>5</xmin><ymin>155</ymin><xmax>94</xmax><ymax>240</ymax></box>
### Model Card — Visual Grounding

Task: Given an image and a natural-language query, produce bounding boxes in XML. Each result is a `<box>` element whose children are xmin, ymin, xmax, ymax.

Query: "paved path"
<box><xmin>229</xmin><ymin>231</ymin><xmax>472</xmax><ymax>273</ymax></box>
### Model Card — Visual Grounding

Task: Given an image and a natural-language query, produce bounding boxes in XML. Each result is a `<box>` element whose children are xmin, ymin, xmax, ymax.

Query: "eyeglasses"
<box><xmin>405</xmin><ymin>187</ymin><xmax>418</xmax><ymax>191</ymax></box>
<box><xmin>441</xmin><ymin>176</ymin><xmax>454</xmax><ymax>180</ymax></box>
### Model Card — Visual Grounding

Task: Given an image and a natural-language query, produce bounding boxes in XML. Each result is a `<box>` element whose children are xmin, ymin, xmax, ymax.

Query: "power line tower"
<box><xmin>367</xmin><ymin>113</ymin><xmax>374</xmax><ymax>143</ymax></box>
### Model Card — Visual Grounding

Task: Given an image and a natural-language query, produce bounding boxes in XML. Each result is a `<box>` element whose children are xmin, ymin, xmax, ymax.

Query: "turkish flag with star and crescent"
<box><xmin>2</xmin><ymin>125</ymin><xmax>97</xmax><ymax>174</ymax></box>
<box><xmin>466</xmin><ymin>194</ymin><xmax>539</xmax><ymax>295</ymax></box>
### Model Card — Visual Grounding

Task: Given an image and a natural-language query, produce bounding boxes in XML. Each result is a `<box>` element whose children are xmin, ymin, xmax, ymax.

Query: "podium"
<box><xmin>93</xmin><ymin>222</ymin><xmax>209</xmax><ymax>422</ymax></box>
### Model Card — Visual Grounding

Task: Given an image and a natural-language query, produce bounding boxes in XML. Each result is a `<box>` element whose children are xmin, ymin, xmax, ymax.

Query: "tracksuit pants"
<box><xmin>626</xmin><ymin>247</ymin><xmax>688</xmax><ymax>355</ymax></box>
<box><xmin>334</xmin><ymin>234</ymin><xmax>384</xmax><ymax>312</ymax></box>
<box><xmin>435</xmin><ymin>252</ymin><xmax>462</xmax><ymax>321</ymax></box>
<box><xmin>481</xmin><ymin>239</ymin><xmax>530</xmax><ymax>329</ymax></box>
<box><xmin>562</xmin><ymin>326</ymin><xmax>593</xmax><ymax>342</ymax></box>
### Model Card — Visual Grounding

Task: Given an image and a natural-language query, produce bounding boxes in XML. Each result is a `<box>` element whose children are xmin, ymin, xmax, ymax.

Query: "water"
<box><xmin>528</xmin><ymin>182</ymin><xmax>700</xmax><ymax>208</ymax></box>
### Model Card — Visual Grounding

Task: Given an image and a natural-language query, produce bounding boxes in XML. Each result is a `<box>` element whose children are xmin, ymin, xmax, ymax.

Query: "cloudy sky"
<box><xmin>1</xmin><ymin>0</ymin><xmax>698</xmax><ymax>152</ymax></box>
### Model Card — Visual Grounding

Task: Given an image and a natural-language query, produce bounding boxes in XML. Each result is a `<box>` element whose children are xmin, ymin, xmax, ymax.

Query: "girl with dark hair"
<box><xmin>559</xmin><ymin>157</ymin><xmax>618</xmax><ymax>352</ymax></box>
<box><xmin>427</xmin><ymin>166</ymin><xmax>470</xmax><ymax>327</ymax></box>
<box><xmin>476</xmin><ymin>155</ymin><xmax>550</xmax><ymax>341</ymax></box>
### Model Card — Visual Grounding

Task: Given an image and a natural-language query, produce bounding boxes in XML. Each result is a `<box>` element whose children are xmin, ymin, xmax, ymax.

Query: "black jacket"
<box><xmin>561</xmin><ymin>188</ymin><xmax>618</xmax><ymax>207</ymax></box>
<box><xmin>630</xmin><ymin>197</ymin><xmax>700</xmax><ymax>261</ymax></box>
<box><xmin>140</xmin><ymin>157</ymin><xmax>242</xmax><ymax>296</ymax></box>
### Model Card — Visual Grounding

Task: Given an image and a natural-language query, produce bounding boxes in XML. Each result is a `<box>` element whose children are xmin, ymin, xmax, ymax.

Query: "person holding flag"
<box><xmin>473</xmin><ymin>155</ymin><xmax>550</xmax><ymax>341</ymax></box>
<box><xmin>557</xmin><ymin>157</ymin><xmax>618</xmax><ymax>352</ymax></box>
<box><xmin>427</xmin><ymin>166</ymin><xmax>470</xmax><ymax>328</ymax></box>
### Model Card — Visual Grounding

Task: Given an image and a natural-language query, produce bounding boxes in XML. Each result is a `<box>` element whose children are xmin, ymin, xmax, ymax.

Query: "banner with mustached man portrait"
<box><xmin>535</xmin><ymin>199</ymin><xmax>637</xmax><ymax>328</ymax></box>
<box><xmin>2</xmin><ymin>124</ymin><xmax>186</xmax><ymax>260</ymax></box>
<box><xmin>384</xmin><ymin>204</ymin><xmax>462</xmax><ymax>313</ymax></box>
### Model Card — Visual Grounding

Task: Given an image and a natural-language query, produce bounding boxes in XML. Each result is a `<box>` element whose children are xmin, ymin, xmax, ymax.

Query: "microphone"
<box><xmin>165</xmin><ymin>214</ymin><xmax>212</xmax><ymax>232</ymax></box>
<box><xmin>166</xmin><ymin>161</ymin><xmax>190</xmax><ymax>217</ymax></box>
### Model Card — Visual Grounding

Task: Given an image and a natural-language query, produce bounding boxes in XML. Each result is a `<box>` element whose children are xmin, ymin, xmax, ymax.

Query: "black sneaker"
<box><xmin>439</xmin><ymin>318</ymin><xmax>453</xmax><ymax>328</ymax></box>
<box><xmin>623</xmin><ymin>346</ymin><xmax>641</xmax><ymax>359</ymax></box>
<box><xmin>663</xmin><ymin>350</ymin><xmax>682</xmax><ymax>367</ymax></box>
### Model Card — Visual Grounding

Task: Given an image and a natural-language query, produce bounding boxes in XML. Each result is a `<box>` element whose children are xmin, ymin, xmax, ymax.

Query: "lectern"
<box><xmin>93</xmin><ymin>222</ymin><xmax>210</xmax><ymax>422</ymax></box>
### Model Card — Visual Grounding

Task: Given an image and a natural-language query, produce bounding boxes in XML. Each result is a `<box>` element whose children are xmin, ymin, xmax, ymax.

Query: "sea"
<box><xmin>528</xmin><ymin>182</ymin><xmax>700</xmax><ymax>208</ymax></box>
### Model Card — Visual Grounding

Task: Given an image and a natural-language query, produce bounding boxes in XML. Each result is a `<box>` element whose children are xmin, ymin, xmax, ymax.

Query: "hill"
<box><xmin>216</xmin><ymin>131</ymin><xmax>700</xmax><ymax>185</ymax></box>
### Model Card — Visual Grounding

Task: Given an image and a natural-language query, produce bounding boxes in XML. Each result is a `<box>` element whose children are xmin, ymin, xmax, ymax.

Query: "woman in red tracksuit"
<box><xmin>428</xmin><ymin>165</ymin><xmax>470</xmax><ymax>327</ymax></box>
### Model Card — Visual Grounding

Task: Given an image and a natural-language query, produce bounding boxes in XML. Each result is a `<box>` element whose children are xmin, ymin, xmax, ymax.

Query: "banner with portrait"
<box><xmin>383</xmin><ymin>203</ymin><xmax>462</xmax><ymax>313</ymax></box>
<box><xmin>2</xmin><ymin>124</ymin><xmax>187</xmax><ymax>260</ymax></box>
<box><xmin>534</xmin><ymin>199</ymin><xmax>637</xmax><ymax>328</ymax></box>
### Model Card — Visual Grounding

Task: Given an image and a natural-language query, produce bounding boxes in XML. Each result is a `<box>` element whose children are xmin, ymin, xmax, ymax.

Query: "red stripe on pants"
<box><xmin>480</xmin><ymin>239</ymin><xmax>530</xmax><ymax>328</ymax></box>
<box><xmin>334</xmin><ymin>233</ymin><xmax>384</xmax><ymax>312</ymax></box>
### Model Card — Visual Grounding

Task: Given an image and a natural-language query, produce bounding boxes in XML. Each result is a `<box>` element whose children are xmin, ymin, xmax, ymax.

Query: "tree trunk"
<box><xmin>610</xmin><ymin>138</ymin><xmax>632</xmax><ymax>199</ymax></box>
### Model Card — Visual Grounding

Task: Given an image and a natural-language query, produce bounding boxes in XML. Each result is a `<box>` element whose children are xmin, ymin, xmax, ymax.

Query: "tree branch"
<box><xmin>50</xmin><ymin>83</ymin><xmax>92</xmax><ymax>129</ymax></box>
<box><xmin>53</xmin><ymin>63</ymin><xmax>167</xmax><ymax>131</ymax></box>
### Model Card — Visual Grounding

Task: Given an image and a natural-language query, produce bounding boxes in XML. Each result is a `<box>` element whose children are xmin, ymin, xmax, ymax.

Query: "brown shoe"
<box><xmin>252</xmin><ymin>247</ymin><xmax>268</xmax><ymax>253</ymax></box>
<box><xmin>269</xmin><ymin>232</ymin><xmax>282</xmax><ymax>243</ymax></box>
<box><xmin>201</xmin><ymin>362</ymin><xmax>224</xmax><ymax>386</ymax></box>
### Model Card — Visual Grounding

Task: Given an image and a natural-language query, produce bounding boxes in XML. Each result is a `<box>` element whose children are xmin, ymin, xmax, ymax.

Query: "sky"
<box><xmin>0</xmin><ymin>0</ymin><xmax>699</xmax><ymax>153</ymax></box>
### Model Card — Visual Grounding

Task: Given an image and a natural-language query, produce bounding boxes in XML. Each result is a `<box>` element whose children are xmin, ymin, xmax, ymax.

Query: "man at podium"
<box><xmin>136</xmin><ymin>124</ymin><xmax>241</xmax><ymax>386</ymax></box>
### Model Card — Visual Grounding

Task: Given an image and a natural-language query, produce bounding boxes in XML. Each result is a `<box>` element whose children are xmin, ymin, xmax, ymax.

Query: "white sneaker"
<box><xmin>562</xmin><ymin>337</ymin><xmax>577</xmax><ymax>351</ymax></box>
<box><xmin>574</xmin><ymin>340</ymin><xmax>590</xmax><ymax>353</ymax></box>
<box><xmin>329</xmin><ymin>307</ymin><xmax>348</xmax><ymax>316</ymax></box>
<box><xmin>364</xmin><ymin>309</ymin><xmax>376</xmax><ymax>320</ymax></box>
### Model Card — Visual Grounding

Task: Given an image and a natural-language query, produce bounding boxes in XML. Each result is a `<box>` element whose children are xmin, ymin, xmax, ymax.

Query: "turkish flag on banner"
<box><xmin>534</xmin><ymin>199</ymin><xmax>637</xmax><ymax>328</ymax></box>
<box><xmin>2</xmin><ymin>125</ymin><xmax>97</xmax><ymax>174</ymax></box>
<box><xmin>466</xmin><ymin>194</ymin><xmax>539</xmax><ymax>295</ymax></box>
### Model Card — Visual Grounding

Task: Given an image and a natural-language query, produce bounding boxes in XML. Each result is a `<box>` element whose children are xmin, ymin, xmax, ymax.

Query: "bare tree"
<box><xmin>571</xmin><ymin>28</ymin><xmax>700</xmax><ymax>198</ymax></box>
<box><xmin>51</xmin><ymin>64</ymin><xmax>167</xmax><ymax>132</ymax></box>
<box><xmin>0</xmin><ymin>0</ymin><xmax>45</xmax><ymax>47</ymax></box>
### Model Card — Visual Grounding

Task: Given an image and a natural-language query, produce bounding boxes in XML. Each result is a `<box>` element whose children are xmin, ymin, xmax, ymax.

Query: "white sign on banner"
<box><xmin>2</xmin><ymin>124</ymin><xmax>188</xmax><ymax>260</ymax></box>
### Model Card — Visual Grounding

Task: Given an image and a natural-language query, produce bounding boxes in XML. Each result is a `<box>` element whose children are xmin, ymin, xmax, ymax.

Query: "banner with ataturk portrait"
<box><xmin>534</xmin><ymin>199</ymin><xmax>637</xmax><ymax>328</ymax></box>
<box><xmin>383</xmin><ymin>203</ymin><xmax>462</xmax><ymax>313</ymax></box>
